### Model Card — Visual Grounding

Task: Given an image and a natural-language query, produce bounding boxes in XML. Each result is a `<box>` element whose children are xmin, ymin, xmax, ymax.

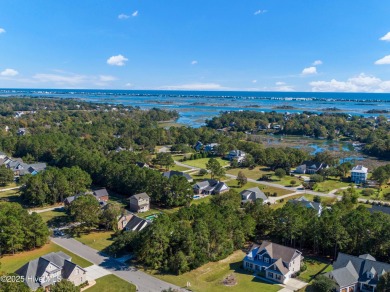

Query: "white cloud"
<box><xmin>275</xmin><ymin>85</ymin><xmax>295</xmax><ymax>92</ymax></box>
<box><xmin>310</xmin><ymin>73</ymin><xmax>390</xmax><ymax>92</ymax></box>
<box><xmin>33</xmin><ymin>73</ymin><xmax>87</xmax><ymax>85</ymax></box>
<box><xmin>252</xmin><ymin>80</ymin><xmax>257</xmax><ymax>83</ymax></box>
<box><xmin>312</xmin><ymin>60</ymin><xmax>323</xmax><ymax>66</ymax></box>
<box><xmin>118</xmin><ymin>14</ymin><xmax>130</xmax><ymax>20</ymax></box>
<box><xmin>160</xmin><ymin>83</ymin><xmax>225</xmax><ymax>90</ymax></box>
<box><xmin>0</xmin><ymin>28</ymin><xmax>5</xmax><ymax>34</ymax></box>
<box><xmin>275</xmin><ymin>81</ymin><xmax>285</xmax><ymax>86</ymax></box>
<box><xmin>191</xmin><ymin>60</ymin><xmax>198</xmax><ymax>65</ymax></box>
<box><xmin>379</xmin><ymin>32</ymin><xmax>390</xmax><ymax>42</ymax></box>
<box><xmin>99</xmin><ymin>75</ymin><xmax>117</xmax><ymax>82</ymax></box>
<box><xmin>125</xmin><ymin>83</ymin><xmax>133</xmax><ymax>87</ymax></box>
<box><xmin>254</xmin><ymin>10</ymin><xmax>267</xmax><ymax>15</ymax></box>
<box><xmin>375</xmin><ymin>55</ymin><xmax>390</xmax><ymax>65</ymax></box>
<box><xmin>107</xmin><ymin>54</ymin><xmax>128</xmax><ymax>66</ymax></box>
<box><xmin>132</xmin><ymin>10</ymin><xmax>139</xmax><ymax>17</ymax></box>
<box><xmin>1</xmin><ymin>68</ymin><xmax>18</xmax><ymax>76</ymax></box>
<box><xmin>302</xmin><ymin>66</ymin><xmax>317</xmax><ymax>75</ymax></box>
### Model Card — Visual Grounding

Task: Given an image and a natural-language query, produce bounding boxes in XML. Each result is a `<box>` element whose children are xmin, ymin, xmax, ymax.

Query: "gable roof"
<box><xmin>131</xmin><ymin>192</ymin><xmax>150</xmax><ymax>201</ymax></box>
<box><xmin>93</xmin><ymin>188</ymin><xmax>109</xmax><ymax>198</ymax></box>
<box><xmin>331</xmin><ymin>252</ymin><xmax>390</xmax><ymax>287</ymax></box>
<box><xmin>268</xmin><ymin>258</ymin><xmax>290</xmax><ymax>275</ymax></box>
<box><xmin>257</xmin><ymin>241</ymin><xmax>301</xmax><ymax>263</ymax></box>
<box><xmin>194</xmin><ymin>179</ymin><xmax>218</xmax><ymax>189</ymax></box>
<box><xmin>289</xmin><ymin>196</ymin><xmax>322</xmax><ymax>212</ymax></box>
<box><xmin>240</xmin><ymin>187</ymin><xmax>268</xmax><ymax>203</ymax></box>
<box><xmin>125</xmin><ymin>216</ymin><xmax>151</xmax><ymax>232</ymax></box>
<box><xmin>163</xmin><ymin>170</ymin><xmax>192</xmax><ymax>181</ymax></box>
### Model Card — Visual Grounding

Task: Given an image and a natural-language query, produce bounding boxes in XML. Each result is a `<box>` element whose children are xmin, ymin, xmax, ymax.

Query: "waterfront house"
<box><xmin>240</xmin><ymin>187</ymin><xmax>269</xmax><ymax>205</ymax></box>
<box><xmin>129</xmin><ymin>193</ymin><xmax>150</xmax><ymax>213</ymax></box>
<box><xmin>16</xmin><ymin>252</ymin><xmax>86</xmax><ymax>291</ymax></box>
<box><xmin>351</xmin><ymin>165</ymin><xmax>368</xmax><ymax>184</ymax></box>
<box><xmin>163</xmin><ymin>170</ymin><xmax>193</xmax><ymax>182</ymax></box>
<box><xmin>243</xmin><ymin>241</ymin><xmax>303</xmax><ymax>284</ymax></box>
<box><xmin>295</xmin><ymin>161</ymin><xmax>328</xmax><ymax>174</ymax></box>
<box><xmin>193</xmin><ymin>179</ymin><xmax>230</xmax><ymax>195</ymax></box>
<box><xmin>327</xmin><ymin>252</ymin><xmax>390</xmax><ymax>292</ymax></box>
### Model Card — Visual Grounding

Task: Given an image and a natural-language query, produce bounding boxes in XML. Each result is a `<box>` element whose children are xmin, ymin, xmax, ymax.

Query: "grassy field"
<box><xmin>226</xmin><ymin>166</ymin><xmax>272</xmax><ymax>181</ymax></box>
<box><xmin>170</xmin><ymin>164</ymin><xmax>192</xmax><ymax>172</ymax></box>
<box><xmin>147</xmin><ymin>250</ymin><xmax>281</xmax><ymax>292</ymax></box>
<box><xmin>0</xmin><ymin>242</ymin><xmax>92</xmax><ymax>273</ymax></box>
<box><xmin>298</xmin><ymin>257</ymin><xmax>333</xmax><ymax>283</ymax></box>
<box><xmin>313</xmin><ymin>179</ymin><xmax>350</xmax><ymax>193</ymax></box>
<box><xmin>87</xmin><ymin>274</ymin><xmax>137</xmax><ymax>292</ymax></box>
<box><xmin>181</xmin><ymin>158</ymin><xmax>230</xmax><ymax>169</ymax></box>
<box><xmin>75</xmin><ymin>231</ymin><xmax>116</xmax><ymax>251</ymax></box>
<box><xmin>0</xmin><ymin>189</ymin><xmax>21</xmax><ymax>203</ymax></box>
<box><xmin>0</xmin><ymin>182</ymin><xmax>18</xmax><ymax>190</ymax></box>
<box><xmin>39</xmin><ymin>208</ymin><xmax>70</xmax><ymax>227</ymax></box>
<box><xmin>191</xmin><ymin>195</ymin><xmax>212</xmax><ymax>206</ymax></box>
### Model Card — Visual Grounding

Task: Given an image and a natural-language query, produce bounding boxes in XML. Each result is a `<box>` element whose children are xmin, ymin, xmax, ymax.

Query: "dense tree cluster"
<box><xmin>206</xmin><ymin>111</ymin><xmax>390</xmax><ymax>159</ymax></box>
<box><xmin>372</xmin><ymin>164</ymin><xmax>390</xmax><ymax>186</ymax></box>
<box><xmin>20</xmin><ymin>166</ymin><xmax>92</xmax><ymax>206</ymax></box>
<box><xmin>0</xmin><ymin>202</ymin><xmax>49</xmax><ymax>254</ymax></box>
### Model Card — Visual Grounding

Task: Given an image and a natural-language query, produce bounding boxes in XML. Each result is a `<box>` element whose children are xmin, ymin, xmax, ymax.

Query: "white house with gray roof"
<box><xmin>240</xmin><ymin>187</ymin><xmax>269</xmax><ymax>205</ymax></box>
<box><xmin>288</xmin><ymin>196</ymin><xmax>324</xmax><ymax>216</ymax></box>
<box><xmin>16</xmin><ymin>252</ymin><xmax>86</xmax><ymax>291</ymax></box>
<box><xmin>243</xmin><ymin>241</ymin><xmax>303</xmax><ymax>284</ymax></box>
<box><xmin>129</xmin><ymin>193</ymin><xmax>150</xmax><ymax>213</ymax></box>
<box><xmin>327</xmin><ymin>252</ymin><xmax>390</xmax><ymax>292</ymax></box>
<box><xmin>193</xmin><ymin>179</ymin><xmax>229</xmax><ymax>195</ymax></box>
<box><xmin>351</xmin><ymin>165</ymin><xmax>368</xmax><ymax>184</ymax></box>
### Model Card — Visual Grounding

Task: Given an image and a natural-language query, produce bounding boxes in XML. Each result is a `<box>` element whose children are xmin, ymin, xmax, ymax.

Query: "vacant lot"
<box><xmin>227</xmin><ymin>166</ymin><xmax>272</xmax><ymax>181</ymax></box>
<box><xmin>298</xmin><ymin>257</ymin><xmax>333</xmax><ymax>283</ymax></box>
<box><xmin>227</xmin><ymin>181</ymin><xmax>293</xmax><ymax>197</ymax></box>
<box><xmin>147</xmin><ymin>250</ymin><xmax>281</xmax><ymax>292</ymax></box>
<box><xmin>39</xmin><ymin>208</ymin><xmax>69</xmax><ymax>227</ymax></box>
<box><xmin>87</xmin><ymin>274</ymin><xmax>136</xmax><ymax>292</ymax></box>
<box><xmin>75</xmin><ymin>231</ymin><xmax>116</xmax><ymax>251</ymax></box>
<box><xmin>181</xmin><ymin>158</ymin><xmax>230</xmax><ymax>169</ymax></box>
<box><xmin>0</xmin><ymin>242</ymin><xmax>92</xmax><ymax>273</ymax></box>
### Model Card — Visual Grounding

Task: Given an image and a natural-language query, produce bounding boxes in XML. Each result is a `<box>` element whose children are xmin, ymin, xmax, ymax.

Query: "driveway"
<box><xmin>51</xmin><ymin>237</ymin><xmax>185</xmax><ymax>292</ymax></box>
<box><xmin>284</xmin><ymin>278</ymin><xmax>307</xmax><ymax>291</ymax></box>
<box><xmin>84</xmin><ymin>265</ymin><xmax>112</xmax><ymax>280</ymax></box>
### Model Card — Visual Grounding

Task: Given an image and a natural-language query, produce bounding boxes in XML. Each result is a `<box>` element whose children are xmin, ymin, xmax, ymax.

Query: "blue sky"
<box><xmin>1</xmin><ymin>0</ymin><xmax>390</xmax><ymax>92</ymax></box>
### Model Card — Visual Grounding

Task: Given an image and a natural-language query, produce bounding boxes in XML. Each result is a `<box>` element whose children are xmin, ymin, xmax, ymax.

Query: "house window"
<box><xmin>276</xmin><ymin>274</ymin><xmax>282</xmax><ymax>280</ymax></box>
<box><xmin>268</xmin><ymin>272</ymin><xmax>273</xmax><ymax>278</ymax></box>
<box><xmin>76</xmin><ymin>269</ymin><xmax>79</xmax><ymax>275</ymax></box>
<box><xmin>264</xmin><ymin>258</ymin><xmax>269</xmax><ymax>263</ymax></box>
<box><xmin>258</xmin><ymin>255</ymin><xmax>263</xmax><ymax>261</ymax></box>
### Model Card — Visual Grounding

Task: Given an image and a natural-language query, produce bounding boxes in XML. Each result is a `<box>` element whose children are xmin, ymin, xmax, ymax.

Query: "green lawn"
<box><xmin>227</xmin><ymin>181</ymin><xmax>293</xmax><ymax>197</ymax></box>
<box><xmin>0</xmin><ymin>182</ymin><xmax>18</xmax><ymax>190</ymax></box>
<box><xmin>313</xmin><ymin>179</ymin><xmax>350</xmax><ymax>193</ymax></box>
<box><xmin>227</xmin><ymin>166</ymin><xmax>272</xmax><ymax>181</ymax></box>
<box><xmin>0</xmin><ymin>189</ymin><xmax>21</xmax><ymax>203</ymax></box>
<box><xmin>170</xmin><ymin>164</ymin><xmax>192</xmax><ymax>172</ymax></box>
<box><xmin>181</xmin><ymin>158</ymin><xmax>230</xmax><ymax>169</ymax></box>
<box><xmin>146</xmin><ymin>250</ymin><xmax>281</xmax><ymax>292</ymax></box>
<box><xmin>0</xmin><ymin>242</ymin><xmax>92</xmax><ymax>273</ymax></box>
<box><xmin>136</xmin><ymin>208</ymin><xmax>163</xmax><ymax>219</ymax></box>
<box><xmin>298</xmin><ymin>257</ymin><xmax>333</xmax><ymax>283</ymax></box>
<box><xmin>107</xmin><ymin>192</ymin><xmax>129</xmax><ymax>208</ymax></box>
<box><xmin>87</xmin><ymin>274</ymin><xmax>136</xmax><ymax>292</ymax></box>
<box><xmin>191</xmin><ymin>195</ymin><xmax>212</xmax><ymax>206</ymax></box>
<box><xmin>38</xmin><ymin>208</ymin><xmax>70</xmax><ymax>227</ymax></box>
<box><xmin>75</xmin><ymin>231</ymin><xmax>116</xmax><ymax>251</ymax></box>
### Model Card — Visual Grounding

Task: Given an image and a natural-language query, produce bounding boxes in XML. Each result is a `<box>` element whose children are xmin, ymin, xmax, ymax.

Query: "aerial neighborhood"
<box><xmin>0</xmin><ymin>98</ymin><xmax>389</xmax><ymax>292</ymax></box>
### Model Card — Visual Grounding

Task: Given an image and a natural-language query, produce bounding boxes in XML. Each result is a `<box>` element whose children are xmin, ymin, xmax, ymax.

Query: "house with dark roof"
<box><xmin>295</xmin><ymin>161</ymin><xmax>328</xmax><ymax>174</ymax></box>
<box><xmin>240</xmin><ymin>187</ymin><xmax>269</xmax><ymax>205</ymax></box>
<box><xmin>288</xmin><ymin>196</ymin><xmax>324</xmax><ymax>216</ymax></box>
<box><xmin>0</xmin><ymin>155</ymin><xmax>46</xmax><ymax>177</ymax></box>
<box><xmin>193</xmin><ymin>179</ymin><xmax>230</xmax><ymax>195</ymax></box>
<box><xmin>243</xmin><ymin>241</ymin><xmax>303</xmax><ymax>284</ymax></box>
<box><xmin>117</xmin><ymin>210</ymin><xmax>134</xmax><ymax>230</ymax></box>
<box><xmin>136</xmin><ymin>161</ymin><xmax>150</xmax><ymax>168</ymax></box>
<box><xmin>16</xmin><ymin>252</ymin><xmax>86</xmax><ymax>291</ymax></box>
<box><xmin>93</xmin><ymin>188</ymin><xmax>109</xmax><ymax>202</ymax></box>
<box><xmin>125</xmin><ymin>215</ymin><xmax>151</xmax><ymax>232</ymax></box>
<box><xmin>327</xmin><ymin>252</ymin><xmax>390</xmax><ymax>292</ymax></box>
<box><xmin>226</xmin><ymin>150</ymin><xmax>246</xmax><ymax>163</ymax></box>
<box><xmin>163</xmin><ymin>170</ymin><xmax>193</xmax><ymax>182</ymax></box>
<box><xmin>129</xmin><ymin>193</ymin><xmax>150</xmax><ymax>213</ymax></box>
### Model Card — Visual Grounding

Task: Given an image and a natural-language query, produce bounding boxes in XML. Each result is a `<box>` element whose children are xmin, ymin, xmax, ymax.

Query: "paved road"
<box><xmin>51</xmin><ymin>237</ymin><xmax>185</xmax><ymax>292</ymax></box>
<box><xmin>28</xmin><ymin>205</ymin><xmax>64</xmax><ymax>214</ymax></box>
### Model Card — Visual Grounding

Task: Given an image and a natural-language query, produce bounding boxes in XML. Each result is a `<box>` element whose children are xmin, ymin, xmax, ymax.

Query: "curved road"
<box><xmin>51</xmin><ymin>237</ymin><xmax>185</xmax><ymax>292</ymax></box>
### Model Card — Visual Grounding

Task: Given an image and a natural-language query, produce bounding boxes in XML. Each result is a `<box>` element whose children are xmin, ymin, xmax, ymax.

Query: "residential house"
<box><xmin>194</xmin><ymin>141</ymin><xmax>203</xmax><ymax>151</ymax></box>
<box><xmin>93</xmin><ymin>188</ymin><xmax>109</xmax><ymax>202</ymax></box>
<box><xmin>204</xmin><ymin>143</ymin><xmax>219</xmax><ymax>153</ymax></box>
<box><xmin>295</xmin><ymin>161</ymin><xmax>328</xmax><ymax>174</ymax></box>
<box><xmin>17</xmin><ymin>127</ymin><xmax>27</xmax><ymax>136</ymax></box>
<box><xmin>0</xmin><ymin>155</ymin><xmax>46</xmax><ymax>177</ymax></box>
<box><xmin>125</xmin><ymin>216</ymin><xmax>151</xmax><ymax>232</ymax></box>
<box><xmin>193</xmin><ymin>179</ymin><xmax>230</xmax><ymax>195</ymax></box>
<box><xmin>240</xmin><ymin>187</ymin><xmax>269</xmax><ymax>205</ymax></box>
<box><xmin>129</xmin><ymin>193</ymin><xmax>150</xmax><ymax>213</ymax></box>
<box><xmin>163</xmin><ymin>170</ymin><xmax>193</xmax><ymax>182</ymax></box>
<box><xmin>327</xmin><ymin>252</ymin><xmax>390</xmax><ymax>292</ymax></box>
<box><xmin>16</xmin><ymin>251</ymin><xmax>87</xmax><ymax>291</ymax></box>
<box><xmin>351</xmin><ymin>165</ymin><xmax>368</xmax><ymax>184</ymax></box>
<box><xmin>227</xmin><ymin>150</ymin><xmax>246</xmax><ymax>163</ymax></box>
<box><xmin>288</xmin><ymin>196</ymin><xmax>323</xmax><ymax>216</ymax></box>
<box><xmin>117</xmin><ymin>210</ymin><xmax>134</xmax><ymax>230</ymax></box>
<box><xmin>243</xmin><ymin>241</ymin><xmax>303</xmax><ymax>284</ymax></box>
<box><xmin>136</xmin><ymin>162</ymin><xmax>150</xmax><ymax>168</ymax></box>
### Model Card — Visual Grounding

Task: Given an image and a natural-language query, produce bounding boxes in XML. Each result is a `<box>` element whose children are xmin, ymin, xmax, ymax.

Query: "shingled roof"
<box><xmin>257</xmin><ymin>241</ymin><xmax>301</xmax><ymax>263</ymax></box>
